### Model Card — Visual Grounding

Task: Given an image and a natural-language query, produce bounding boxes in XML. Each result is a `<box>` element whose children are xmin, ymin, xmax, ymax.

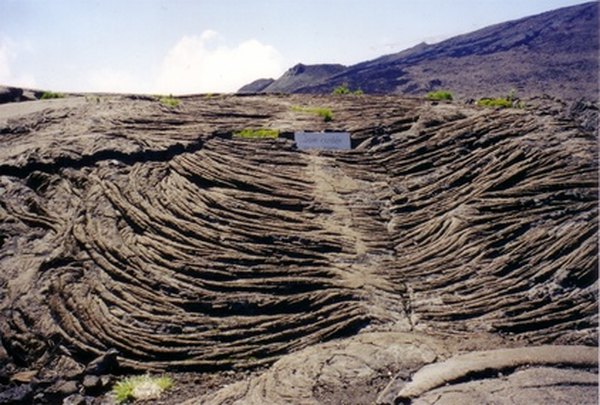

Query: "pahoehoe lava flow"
<box><xmin>0</xmin><ymin>94</ymin><xmax>597</xmax><ymax>387</ymax></box>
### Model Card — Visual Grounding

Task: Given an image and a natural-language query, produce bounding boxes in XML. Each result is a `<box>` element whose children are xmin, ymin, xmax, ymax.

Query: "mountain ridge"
<box><xmin>240</xmin><ymin>2</ymin><xmax>599</xmax><ymax>100</ymax></box>
<box><xmin>239</xmin><ymin>63</ymin><xmax>346</xmax><ymax>94</ymax></box>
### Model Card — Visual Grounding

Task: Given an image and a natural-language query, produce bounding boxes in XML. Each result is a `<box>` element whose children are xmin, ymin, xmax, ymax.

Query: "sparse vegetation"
<box><xmin>291</xmin><ymin>105</ymin><xmax>334</xmax><ymax>122</ymax></box>
<box><xmin>332</xmin><ymin>83</ymin><xmax>350</xmax><ymax>95</ymax></box>
<box><xmin>40</xmin><ymin>91</ymin><xmax>64</xmax><ymax>100</ymax></box>
<box><xmin>332</xmin><ymin>83</ymin><xmax>363</xmax><ymax>96</ymax></box>
<box><xmin>427</xmin><ymin>90</ymin><xmax>453</xmax><ymax>101</ymax></box>
<box><xmin>477</xmin><ymin>89</ymin><xmax>525</xmax><ymax>109</ymax></box>
<box><xmin>113</xmin><ymin>375</ymin><xmax>173</xmax><ymax>403</ymax></box>
<box><xmin>477</xmin><ymin>97</ymin><xmax>513</xmax><ymax>108</ymax></box>
<box><xmin>86</xmin><ymin>95</ymin><xmax>101</xmax><ymax>103</ymax></box>
<box><xmin>233</xmin><ymin>128</ymin><xmax>280</xmax><ymax>139</ymax></box>
<box><xmin>317</xmin><ymin>109</ymin><xmax>333</xmax><ymax>122</ymax></box>
<box><xmin>159</xmin><ymin>95</ymin><xmax>180</xmax><ymax>108</ymax></box>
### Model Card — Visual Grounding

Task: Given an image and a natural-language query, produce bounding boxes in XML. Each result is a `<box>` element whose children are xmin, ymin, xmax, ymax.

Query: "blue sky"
<box><xmin>0</xmin><ymin>0</ymin><xmax>591</xmax><ymax>94</ymax></box>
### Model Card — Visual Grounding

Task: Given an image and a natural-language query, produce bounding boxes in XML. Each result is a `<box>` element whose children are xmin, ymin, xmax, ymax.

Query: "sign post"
<box><xmin>294</xmin><ymin>132</ymin><xmax>351</xmax><ymax>150</ymax></box>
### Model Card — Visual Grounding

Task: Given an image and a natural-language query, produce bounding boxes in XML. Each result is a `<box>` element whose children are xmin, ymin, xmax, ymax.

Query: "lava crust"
<box><xmin>0</xmin><ymin>93</ymin><xmax>597</xmax><ymax>403</ymax></box>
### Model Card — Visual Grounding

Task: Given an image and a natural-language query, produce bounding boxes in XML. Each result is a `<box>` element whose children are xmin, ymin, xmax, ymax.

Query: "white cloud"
<box><xmin>156</xmin><ymin>30</ymin><xmax>284</xmax><ymax>94</ymax></box>
<box><xmin>200</xmin><ymin>29</ymin><xmax>219</xmax><ymax>42</ymax></box>
<box><xmin>0</xmin><ymin>38</ymin><xmax>36</xmax><ymax>88</ymax></box>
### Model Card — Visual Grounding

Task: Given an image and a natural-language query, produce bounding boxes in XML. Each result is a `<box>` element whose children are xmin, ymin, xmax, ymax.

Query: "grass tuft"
<box><xmin>477</xmin><ymin>90</ymin><xmax>525</xmax><ymax>109</ymax></box>
<box><xmin>291</xmin><ymin>105</ymin><xmax>333</xmax><ymax>122</ymax></box>
<box><xmin>233</xmin><ymin>128</ymin><xmax>280</xmax><ymax>139</ymax></box>
<box><xmin>113</xmin><ymin>375</ymin><xmax>174</xmax><ymax>404</ymax></box>
<box><xmin>159</xmin><ymin>95</ymin><xmax>180</xmax><ymax>108</ymax></box>
<box><xmin>332</xmin><ymin>83</ymin><xmax>363</xmax><ymax>96</ymax></box>
<box><xmin>40</xmin><ymin>91</ymin><xmax>64</xmax><ymax>100</ymax></box>
<box><xmin>427</xmin><ymin>90</ymin><xmax>453</xmax><ymax>101</ymax></box>
<box><xmin>476</xmin><ymin>97</ymin><xmax>514</xmax><ymax>109</ymax></box>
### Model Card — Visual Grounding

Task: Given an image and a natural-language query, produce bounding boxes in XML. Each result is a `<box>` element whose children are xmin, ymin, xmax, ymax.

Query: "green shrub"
<box><xmin>159</xmin><ymin>95</ymin><xmax>180</xmax><ymax>108</ymax></box>
<box><xmin>113</xmin><ymin>375</ymin><xmax>173</xmax><ymax>403</ymax></box>
<box><xmin>332</xmin><ymin>83</ymin><xmax>363</xmax><ymax>96</ymax></box>
<box><xmin>40</xmin><ymin>91</ymin><xmax>64</xmax><ymax>100</ymax></box>
<box><xmin>477</xmin><ymin>89</ymin><xmax>526</xmax><ymax>109</ymax></box>
<box><xmin>318</xmin><ymin>108</ymin><xmax>333</xmax><ymax>122</ymax></box>
<box><xmin>427</xmin><ymin>90</ymin><xmax>453</xmax><ymax>101</ymax></box>
<box><xmin>332</xmin><ymin>83</ymin><xmax>350</xmax><ymax>95</ymax></box>
<box><xmin>476</xmin><ymin>97</ymin><xmax>513</xmax><ymax>108</ymax></box>
<box><xmin>291</xmin><ymin>105</ymin><xmax>333</xmax><ymax>122</ymax></box>
<box><xmin>233</xmin><ymin>128</ymin><xmax>280</xmax><ymax>139</ymax></box>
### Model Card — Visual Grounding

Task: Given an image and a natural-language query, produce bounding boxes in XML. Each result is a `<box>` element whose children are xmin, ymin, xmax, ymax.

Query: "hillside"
<box><xmin>241</xmin><ymin>2</ymin><xmax>599</xmax><ymax>100</ymax></box>
<box><xmin>0</xmin><ymin>92</ymin><xmax>597</xmax><ymax>404</ymax></box>
<box><xmin>239</xmin><ymin>64</ymin><xmax>347</xmax><ymax>94</ymax></box>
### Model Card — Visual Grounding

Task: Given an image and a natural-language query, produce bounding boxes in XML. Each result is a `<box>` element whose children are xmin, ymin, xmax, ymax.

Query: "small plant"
<box><xmin>291</xmin><ymin>105</ymin><xmax>334</xmax><ymax>122</ymax></box>
<box><xmin>332</xmin><ymin>83</ymin><xmax>350</xmax><ymax>95</ymax></box>
<box><xmin>113</xmin><ymin>375</ymin><xmax>173</xmax><ymax>403</ymax></box>
<box><xmin>86</xmin><ymin>95</ymin><xmax>101</xmax><ymax>103</ymax></box>
<box><xmin>318</xmin><ymin>108</ymin><xmax>333</xmax><ymax>122</ymax></box>
<box><xmin>40</xmin><ymin>91</ymin><xmax>64</xmax><ymax>100</ymax></box>
<box><xmin>233</xmin><ymin>128</ymin><xmax>280</xmax><ymax>139</ymax></box>
<box><xmin>332</xmin><ymin>83</ymin><xmax>363</xmax><ymax>96</ymax></box>
<box><xmin>477</xmin><ymin>89</ymin><xmax>526</xmax><ymax>109</ymax></box>
<box><xmin>159</xmin><ymin>95</ymin><xmax>180</xmax><ymax>108</ymax></box>
<box><xmin>427</xmin><ymin>90</ymin><xmax>453</xmax><ymax>101</ymax></box>
<box><xmin>476</xmin><ymin>97</ymin><xmax>514</xmax><ymax>109</ymax></box>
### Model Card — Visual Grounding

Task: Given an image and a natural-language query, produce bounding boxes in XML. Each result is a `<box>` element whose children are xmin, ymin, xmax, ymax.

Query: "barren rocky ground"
<box><xmin>0</xmin><ymin>93</ymin><xmax>597</xmax><ymax>404</ymax></box>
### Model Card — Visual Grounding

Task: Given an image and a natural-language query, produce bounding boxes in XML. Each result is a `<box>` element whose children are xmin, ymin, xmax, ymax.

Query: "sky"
<box><xmin>0</xmin><ymin>0</ymin><xmax>592</xmax><ymax>94</ymax></box>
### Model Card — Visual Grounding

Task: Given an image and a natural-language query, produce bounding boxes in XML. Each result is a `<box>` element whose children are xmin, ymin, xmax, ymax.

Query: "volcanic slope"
<box><xmin>0</xmin><ymin>93</ymin><xmax>597</xmax><ymax>403</ymax></box>
<box><xmin>241</xmin><ymin>1</ymin><xmax>599</xmax><ymax>101</ymax></box>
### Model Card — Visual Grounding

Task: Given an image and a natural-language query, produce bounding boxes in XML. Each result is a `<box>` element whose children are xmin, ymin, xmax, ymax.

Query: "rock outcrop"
<box><xmin>0</xmin><ymin>86</ymin><xmax>43</xmax><ymax>104</ymax></box>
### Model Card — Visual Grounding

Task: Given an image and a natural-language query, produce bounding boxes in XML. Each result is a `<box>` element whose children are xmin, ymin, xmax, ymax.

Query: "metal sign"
<box><xmin>294</xmin><ymin>132</ymin><xmax>351</xmax><ymax>150</ymax></box>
